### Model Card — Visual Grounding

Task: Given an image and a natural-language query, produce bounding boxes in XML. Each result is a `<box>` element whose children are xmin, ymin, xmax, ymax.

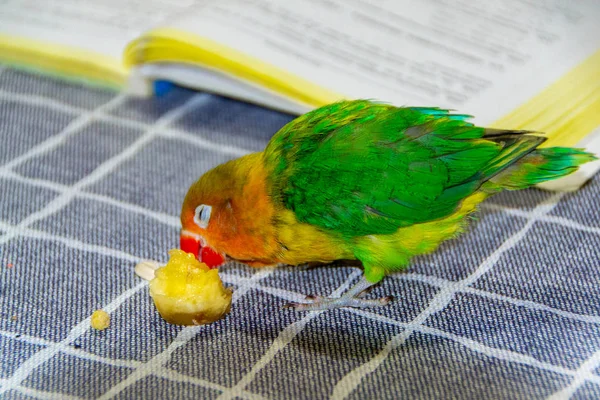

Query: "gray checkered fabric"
<box><xmin>1</xmin><ymin>65</ymin><xmax>599</xmax><ymax>400</ymax></box>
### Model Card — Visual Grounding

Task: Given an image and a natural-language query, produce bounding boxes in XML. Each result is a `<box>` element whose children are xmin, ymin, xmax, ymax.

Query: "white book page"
<box><xmin>0</xmin><ymin>0</ymin><xmax>211</xmax><ymax>60</ymax></box>
<box><xmin>167</xmin><ymin>0</ymin><xmax>600</xmax><ymax>124</ymax></box>
<box><xmin>138</xmin><ymin>63</ymin><xmax>312</xmax><ymax>114</ymax></box>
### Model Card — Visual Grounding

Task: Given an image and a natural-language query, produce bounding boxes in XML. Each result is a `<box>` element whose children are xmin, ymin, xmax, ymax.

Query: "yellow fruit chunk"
<box><xmin>91</xmin><ymin>310</ymin><xmax>110</xmax><ymax>330</ymax></box>
<box><xmin>149</xmin><ymin>249</ymin><xmax>232</xmax><ymax>325</ymax></box>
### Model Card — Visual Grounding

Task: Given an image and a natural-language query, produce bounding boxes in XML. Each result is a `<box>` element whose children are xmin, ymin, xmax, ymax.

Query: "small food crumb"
<box><xmin>90</xmin><ymin>310</ymin><xmax>110</xmax><ymax>331</ymax></box>
<box><xmin>7</xmin><ymin>263</ymin><xmax>13</xmax><ymax>269</ymax></box>
<box><xmin>11</xmin><ymin>315</ymin><xmax>17</xmax><ymax>321</ymax></box>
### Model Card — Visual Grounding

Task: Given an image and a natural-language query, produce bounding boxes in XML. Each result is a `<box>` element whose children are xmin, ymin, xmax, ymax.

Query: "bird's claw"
<box><xmin>305</xmin><ymin>294</ymin><xmax>323</xmax><ymax>301</ymax></box>
<box><xmin>357</xmin><ymin>284</ymin><xmax>377</xmax><ymax>298</ymax></box>
<box><xmin>282</xmin><ymin>276</ymin><xmax>393</xmax><ymax>311</ymax></box>
<box><xmin>283</xmin><ymin>294</ymin><xmax>393</xmax><ymax>312</ymax></box>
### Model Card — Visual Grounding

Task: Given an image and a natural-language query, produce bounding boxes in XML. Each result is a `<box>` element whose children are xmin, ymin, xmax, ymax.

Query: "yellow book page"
<box><xmin>124</xmin><ymin>28</ymin><xmax>342</xmax><ymax>109</ymax></box>
<box><xmin>492</xmin><ymin>50</ymin><xmax>600</xmax><ymax>191</ymax></box>
<box><xmin>492</xmin><ymin>50</ymin><xmax>600</xmax><ymax>149</ymax></box>
<box><xmin>0</xmin><ymin>0</ymin><xmax>210</xmax><ymax>86</ymax></box>
<box><xmin>0</xmin><ymin>34</ymin><xmax>127</xmax><ymax>89</ymax></box>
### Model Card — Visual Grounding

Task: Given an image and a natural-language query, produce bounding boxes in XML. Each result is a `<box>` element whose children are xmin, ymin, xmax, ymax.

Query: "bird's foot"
<box><xmin>284</xmin><ymin>276</ymin><xmax>393</xmax><ymax>312</ymax></box>
<box><xmin>285</xmin><ymin>294</ymin><xmax>393</xmax><ymax>311</ymax></box>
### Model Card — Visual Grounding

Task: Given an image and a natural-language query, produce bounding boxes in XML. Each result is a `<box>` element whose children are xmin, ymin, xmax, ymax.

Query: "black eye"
<box><xmin>193</xmin><ymin>204</ymin><xmax>212</xmax><ymax>228</ymax></box>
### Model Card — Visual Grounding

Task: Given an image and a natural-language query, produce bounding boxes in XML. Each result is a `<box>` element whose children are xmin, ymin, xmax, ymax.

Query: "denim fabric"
<box><xmin>1</xmin><ymin>66</ymin><xmax>599</xmax><ymax>399</ymax></box>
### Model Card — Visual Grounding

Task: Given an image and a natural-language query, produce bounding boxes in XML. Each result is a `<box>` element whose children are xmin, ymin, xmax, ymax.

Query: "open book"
<box><xmin>1</xmin><ymin>0</ymin><xmax>599</xmax><ymax>190</ymax></box>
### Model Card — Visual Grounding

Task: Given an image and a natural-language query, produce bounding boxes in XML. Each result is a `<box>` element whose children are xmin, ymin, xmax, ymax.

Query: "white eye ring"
<box><xmin>193</xmin><ymin>204</ymin><xmax>212</xmax><ymax>229</ymax></box>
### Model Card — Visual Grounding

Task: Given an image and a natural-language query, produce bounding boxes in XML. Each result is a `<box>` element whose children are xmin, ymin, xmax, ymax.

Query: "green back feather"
<box><xmin>262</xmin><ymin>100</ymin><xmax>586</xmax><ymax>237</ymax></box>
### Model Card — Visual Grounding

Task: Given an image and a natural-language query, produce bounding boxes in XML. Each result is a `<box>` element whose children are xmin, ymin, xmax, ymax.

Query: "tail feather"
<box><xmin>490</xmin><ymin>147</ymin><xmax>597</xmax><ymax>190</ymax></box>
<box><xmin>480</xmin><ymin>135</ymin><xmax>546</xmax><ymax>180</ymax></box>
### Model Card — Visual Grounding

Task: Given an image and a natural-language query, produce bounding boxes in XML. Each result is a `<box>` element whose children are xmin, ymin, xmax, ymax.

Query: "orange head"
<box><xmin>180</xmin><ymin>154</ymin><xmax>279</xmax><ymax>268</ymax></box>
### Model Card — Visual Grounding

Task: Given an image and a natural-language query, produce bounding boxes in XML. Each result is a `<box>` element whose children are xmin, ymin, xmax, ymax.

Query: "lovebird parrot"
<box><xmin>179</xmin><ymin>100</ymin><xmax>596</xmax><ymax>311</ymax></box>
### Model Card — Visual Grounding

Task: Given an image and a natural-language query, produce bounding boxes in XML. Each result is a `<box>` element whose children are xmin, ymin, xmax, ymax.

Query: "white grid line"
<box><xmin>8</xmin><ymin>205</ymin><xmax>597</xmax><ymax>331</ymax></box>
<box><xmin>219</xmin><ymin>273</ymin><xmax>307</xmax><ymax>303</ymax></box>
<box><xmin>0</xmin><ymin>94</ymin><xmax>209</xmax><ymax>248</ymax></box>
<box><xmin>2</xmin><ymin>172</ymin><xmax>597</xmax><ymax>258</ymax></box>
<box><xmin>330</xmin><ymin>193</ymin><xmax>566</xmax><ymax>399</ymax></box>
<box><xmin>1</xmin><ymin>169</ymin><xmax>73</xmax><ymax>192</ymax></box>
<box><xmin>482</xmin><ymin>203</ymin><xmax>600</xmax><ymax>236</ymax></box>
<box><xmin>0</xmin><ymin>88</ymin><xmax>254</xmax><ymax>158</ymax></box>
<box><xmin>351</xmin><ymin>308</ymin><xmax>600</xmax><ymax>385</ymax></box>
<box><xmin>2</xmin><ymin>184</ymin><xmax>599</xmax><ymax>396</ymax></box>
<box><xmin>4</xmin><ymin>238</ymin><xmax>599</xmax><ymax>396</ymax></box>
<box><xmin>159</xmin><ymin>369</ymin><xmax>268</xmax><ymax>400</ymax></box>
<box><xmin>161</xmin><ymin>128</ymin><xmax>251</xmax><ymax>157</ymax></box>
<box><xmin>216</xmin><ymin>269</ymin><xmax>364</xmax><ymax>400</ymax></box>
<box><xmin>3</xmin><ymin>213</ymin><xmax>600</xmax><ymax>386</ymax></box>
<box><xmin>0</xmin><ymin>94</ymin><xmax>209</xmax><ymax>396</ymax></box>
<box><xmin>4</xmin><ymin>250</ymin><xmax>600</xmax><ymax>396</ymax></box>
<box><xmin>218</xmin><ymin>274</ymin><xmax>600</xmax><ymax>386</ymax></box>
<box><xmin>0</xmin><ymin>330</ymin><xmax>144</xmax><ymax>370</ymax></box>
<box><xmin>97</xmin><ymin>268</ymin><xmax>276</xmax><ymax>400</ymax></box>
<box><xmin>2</xmin><ymin>85</ymin><xmax>599</xmax><ymax>398</ymax></box>
<box><xmin>399</xmin><ymin>273</ymin><xmax>600</xmax><ymax>325</ymax></box>
<box><xmin>1</xmin><ymin>91</ymin><xmax>140</xmax><ymax>395</ymax></box>
<box><xmin>2</xmin><ymin>166</ymin><xmax>598</xmax><ymax>325</ymax></box>
<box><xmin>0</xmin><ymin>281</ymin><xmax>147</xmax><ymax>397</ymax></box>
<box><xmin>77</xmin><ymin>190</ymin><xmax>181</xmax><ymax>228</ymax></box>
<box><xmin>0</xmin><ymin>90</ymin><xmax>87</xmax><ymax>115</ymax></box>
<box><xmin>1</xmin><ymin>94</ymin><xmax>127</xmax><ymax>171</ymax></box>
<box><xmin>0</xmin><ymin>326</ymin><xmax>267</xmax><ymax>398</ymax></box>
<box><xmin>0</xmin><ymin>90</ymin><xmax>149</xmax><ymax>131</ymax></box>
<box><xmin>1</xmin><ymin>294</ymin><xmax>270</xmax><ymax>398</ymax></box>
<box><xmin>2</xmin><ymin>173</ymin><xmax>599</xmax><ymax>328</ymax></box>
<box><xmin>0</xmin><ymin>169</ymin><xmax>181</xmax><ymax>228</ymax></box>
<box><xmin>153</xmin><ymin>368</ymin><xmax>242</xmax><ymax>394</ymax></box>
<box><xmin>0</xmin><ymin>220</ymin><xmax>141</xmax><ymax>263</ymax></box>
<box><xmin>6</xmin><ymin>205</ymin><xmax>595</xmax><ymax>331</ymax></box>
<box><xmin>1</xmin><ymin>88</ymin><xmax>597</xmax><ymax>229</ymax></box>
<box><xmin>13</xmin><ymin>385</ymin><xmax>84</xmax><ymax>400</ymax></box>
<box><xmin>547</xmin><ymin>351</ymin><xmax>600</xmax><ymax>399</ymax></box>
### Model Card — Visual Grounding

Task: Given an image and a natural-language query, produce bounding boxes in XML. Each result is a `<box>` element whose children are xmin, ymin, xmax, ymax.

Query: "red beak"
<box><xmin>180</xmin><ymin>232</ymin><xmax>225</xmax><ymax>269</ymax></box>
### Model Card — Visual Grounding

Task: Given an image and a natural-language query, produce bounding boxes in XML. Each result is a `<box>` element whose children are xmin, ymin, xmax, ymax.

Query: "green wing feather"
<box><xmin>263</xmin><ymin>100</ymin><xmax>544</xmax><ymax>237</ymax></box>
